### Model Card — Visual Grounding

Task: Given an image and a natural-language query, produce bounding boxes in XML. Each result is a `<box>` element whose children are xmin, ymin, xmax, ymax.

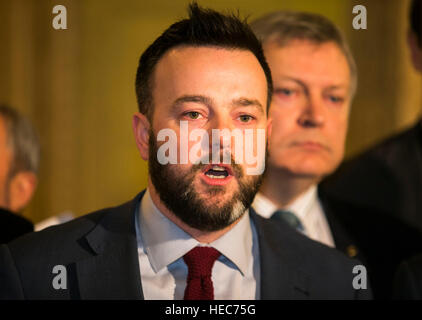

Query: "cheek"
<box><xmin>328</xmin><ymin>116</ymin><xmax>348</xmax><ymax>142</ymax></box>
<box><xmin>166</xmin><ymin>163</ymin><xmax>195</xmax><ymax>181</ymax></box>
<box><xmin>268</xmin><ymin>116</ymin><xmax>293</xmax><ymax>147</ymax></box>
<box><xmin>269</xmin><ymin>104</ymin><xmax>300</xmax><ymax>126</ymax></box>
<box><xmin>269</xmin><ymin>104</ymin><xmax>285</xmax><ymax>120</ymax></box>
<box><xmin>326</xmin><ymin>118</ymin><xmax>348</xmax><ymax>159</ymax></box>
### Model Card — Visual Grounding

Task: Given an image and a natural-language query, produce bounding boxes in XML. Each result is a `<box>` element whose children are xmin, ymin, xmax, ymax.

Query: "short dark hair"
<box><xmin>410</xmin><ymin>0</ymin><xmax>422</xmax><ymax>46</ymax></box>
<box><xmin>135</xmin><ymin>2</ymin><xmax>273</xmax><ymax>120</ymax></box>
<box><xmin>0</xmin><ymin>105</ymin><xmax>40</xmax><ymax>177</ymax></box>
<box><xmin>250</xmin><ymin>11</ymin><xmax>357</xmax><ymax>97</ymax></box>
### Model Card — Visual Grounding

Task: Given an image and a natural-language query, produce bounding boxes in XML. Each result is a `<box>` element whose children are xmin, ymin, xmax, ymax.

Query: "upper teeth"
<box><xmin>212</xmin><ymin>166</ymin><xmax>225</xmax><ymax>171</ymax></box>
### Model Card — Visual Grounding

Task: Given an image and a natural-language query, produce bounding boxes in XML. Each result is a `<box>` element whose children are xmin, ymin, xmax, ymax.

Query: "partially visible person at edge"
<box><xmin>0</xmin><ymin>105</ymin><xmax>39</xmax><ymax>243</ymax></box>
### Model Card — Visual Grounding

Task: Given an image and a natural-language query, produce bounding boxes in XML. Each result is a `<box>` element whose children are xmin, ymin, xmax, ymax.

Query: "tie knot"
<box><xmin>271</xmin><ymin>209</ymin><xmax>305</xmax><ymax>233</ymax></box>
<box><xmin>183</xmin><ymin>247</ymin><xmax>221</xmax><ymax>279</ymax></box>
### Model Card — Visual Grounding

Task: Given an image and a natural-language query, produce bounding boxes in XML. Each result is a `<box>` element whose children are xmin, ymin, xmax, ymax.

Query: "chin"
<box><xmin>196</xmin><ymin>178</ymin><xmax>238</xmax><ymax>200</ymax></box>
<box><xmin>270</xmin><ymin>160</ymin><xmax>331</xmax><ymax>179</ymax></box>
<box><xmin>199</xmin><ymin>190</ymin><xmax>232</xmax><ymax>205</ymax></box>
<box><xmin>291</xmin><ymin>162</ymin><xmax>337</xmax><ymax>178</ymax></box>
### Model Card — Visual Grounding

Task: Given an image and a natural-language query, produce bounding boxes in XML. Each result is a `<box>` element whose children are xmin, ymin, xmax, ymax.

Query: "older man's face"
<box><xmin>264</xmin><ymin>39</ymin><xmax>352</xmax><ymax>180</ymax></box>
<box><xmin>0</xmin><ymin>117</ymin><xmax>12</xmax><ymax>209</ymax></box>
<box><xmin>146</xmin><ymin>46</ymin><xmax>269</xmax><ymax>231</ymax></box>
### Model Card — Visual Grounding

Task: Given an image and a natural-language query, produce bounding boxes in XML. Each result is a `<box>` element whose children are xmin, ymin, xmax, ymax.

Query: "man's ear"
<box><xmin>8</xmin><ymin>171</ymin><xmax>37</xmax><ymax>213</ymax></box>
<box><xmin>408</xmin><ymin>31</ymin><xmax>422</xmax><ymax>72</ymax></box>
<box><xmin>132</xmin><ymin>112</ymin><xmax>150</xmax><ymax>160</ymax></box>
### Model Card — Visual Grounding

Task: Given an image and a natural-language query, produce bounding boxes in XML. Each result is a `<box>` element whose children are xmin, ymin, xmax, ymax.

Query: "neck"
<box><xmin>260</xmin><ymin>166</ymin><xmax>319</xmax><ymax>208</ymax></box>
<box><xmin>147</xmin><ymin>180</ymin><xmax>240</xmax><ymax>244</ymax></box>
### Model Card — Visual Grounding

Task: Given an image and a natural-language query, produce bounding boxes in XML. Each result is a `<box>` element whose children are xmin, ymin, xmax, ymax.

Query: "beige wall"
<box><xmin>0</xmin><ymin>0</ymin><xmax>420</xmax><ymax>223</ymax></box>
<box><xmin>346</xmin><ymin>0</ymin><xmax>422</xmax><ymax>156</ymax></box>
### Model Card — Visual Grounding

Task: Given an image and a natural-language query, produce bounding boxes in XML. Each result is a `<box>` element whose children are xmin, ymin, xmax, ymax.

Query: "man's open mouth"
<box><xmin>201</xmin><ymin>164</ymin><xmax>234</xmax><ymax>185</ymax></box>
<box><xmin>204</xmin><ymin>165</ymin><xmax>230</xmax><ymax>179</ymax></box>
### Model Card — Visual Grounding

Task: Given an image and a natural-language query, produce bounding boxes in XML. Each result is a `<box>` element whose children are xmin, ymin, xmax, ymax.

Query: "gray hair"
<box><xmin>0</xmin><ymin>105</ymin><xmax>40</xmax><ymax>177</ymax></box>
<box><xmin>250</xmin><ymin>11</ymin><xmax>357</xmax><ymax>96</ymax></box>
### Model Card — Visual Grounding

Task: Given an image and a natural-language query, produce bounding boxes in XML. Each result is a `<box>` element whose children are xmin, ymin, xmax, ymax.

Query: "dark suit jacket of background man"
<box><xmin>322</xmin><ymin>120</ymin><xmax>422</xmax><ymax>232</ymax></box>
<box><xmin>318</xmin><ymin>189</ymin><xmax>422</xmax><ymax>300</ymax></box>
<box><xmin>0</xmin><ymin>208</ymin><xmax>33</xmax><ymax>244</ymax></box>
<box><xmin>393</xmin><ymin>253</ymin><xmax>422</xmax><ymax>300</ymax></box>
<box><xmin>0</xmin><ymin>191</ymin><xmax>371</xmax><ymax>300</ymax></box>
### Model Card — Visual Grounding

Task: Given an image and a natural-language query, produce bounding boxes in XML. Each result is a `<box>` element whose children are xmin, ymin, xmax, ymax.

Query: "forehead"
<box><xmin>155</xmin><ymin>45</ymin><xmax>264</xmax><ymax>73</ymax></box>
<box><xmin>151</xmin><ymin>46</ymin><xmax>268</xmax><ymax>104</ymax></box>
<box><xmin>263</xmin><ymin>39</ymin><xmax>350</xmax><ymax>86</ymax></box>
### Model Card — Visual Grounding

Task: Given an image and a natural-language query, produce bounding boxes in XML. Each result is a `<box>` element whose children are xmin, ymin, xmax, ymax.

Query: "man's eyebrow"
<box><xmin>172</xmin><ymin>95</ymin><xmax>213</xmax><ymax>109</ymax></box>
<box><xmin>276</xmin><ymin>77</ymin><xmax>349</xmax><ymax>92</ymax></box>
<box><xmin>275</xmin><ymin>76</ymin><xmax>306</xmax><ymax>89</ymax></box>
<box><xmin>324</xmin><ymin>85</ymin><xmax>349</xmax><ymax>91</ymax></box>
<box><xmin>232</xmin><ymin>98</ymin><xmax>265</xmax><ymax>114</ymax></box>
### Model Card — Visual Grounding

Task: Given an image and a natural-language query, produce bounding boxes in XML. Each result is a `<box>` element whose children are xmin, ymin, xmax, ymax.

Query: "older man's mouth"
<box><xmin>292</xmin><ymin>141</ymin><xmax>330</xmax><ymax>152</ymax></box>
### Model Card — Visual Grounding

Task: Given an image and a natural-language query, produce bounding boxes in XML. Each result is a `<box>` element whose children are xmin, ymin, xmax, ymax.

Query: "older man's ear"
<box><xmin>8</xmin><ymin>171</ymin><xmax>37</xmax><ymax>213</ymax></box>
<box><xmin>132</xmin><ymin>112</ymin><xmax>150</xmax><ymax>161</ymax></box>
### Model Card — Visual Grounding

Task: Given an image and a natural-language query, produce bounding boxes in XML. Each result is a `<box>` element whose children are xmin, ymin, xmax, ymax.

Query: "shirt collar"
<box><xmin>252</xmin><ymin>192</ymin><xmax>278</xmax><ymax>218</ymax></box>
<box><xmin>252</xmin><ymin>185</ymin><xmax>318</xmax><ymax>220</ymax></box>
<box><xmin>287</xmin><ymin>185</ymin><xmax>318</xmax><ymax>220</ymax></box>
<box><xmin>138</xmin><ymin>189</ymin><xmax>252</xmax><ymax>275</ymax></box>
<box><xmin>209</xmin><ymin>209</ymin><xmax>252</xmax><ymax>276</ymax></box>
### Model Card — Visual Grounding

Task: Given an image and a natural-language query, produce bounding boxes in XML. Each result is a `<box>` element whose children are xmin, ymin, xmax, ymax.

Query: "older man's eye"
<box><xmin>329</xmin><ymin>96</ymin><xmax>344</xmax><ymax>103</ymax></box>
<box><xmin>275</xmin><ymin>88</ymin><xmax>294</xmax><ymax>96</ymax></box>
<box><xmin>280</xmin><ymin>88</ymin><xmax>293</xmax><ymax>96</ymax></box>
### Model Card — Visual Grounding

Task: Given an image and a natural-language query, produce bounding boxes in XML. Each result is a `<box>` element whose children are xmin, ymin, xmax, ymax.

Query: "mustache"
<box><xmin>154</xmin><ymin>146</ymin><xmax>245</xmax><ymax>178</ymax></box>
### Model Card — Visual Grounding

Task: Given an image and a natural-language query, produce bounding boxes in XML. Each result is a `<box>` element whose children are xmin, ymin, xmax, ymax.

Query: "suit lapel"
<box><xmin>318</xmin><ymin>190</ymin><xmax>366</xmax><ymax>263</ymax></box>
<box><xmin>250</xmin><ymin>209</ymin><xmax>310</xmax><ymax>299</ymax></box>
<box><xmin>72</xmin><ymin>194</ymin><xmax>313</xmax><ymax>299</ymax></box>
<box><xmin>75</xmin><ymin>193</ymin><xmax>145</xmax><ymax>299</ymax></box>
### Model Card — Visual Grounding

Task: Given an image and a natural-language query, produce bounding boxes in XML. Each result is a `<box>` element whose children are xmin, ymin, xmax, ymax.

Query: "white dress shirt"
<box><xmin>252</xmin><ymin>185</ymin><xmax>335</xmax><ymax>248</ymax></box>
<box><xmin>135</xmin><ymin>189</ymin><xmax>260</xmax><ymax>299</ymax></box>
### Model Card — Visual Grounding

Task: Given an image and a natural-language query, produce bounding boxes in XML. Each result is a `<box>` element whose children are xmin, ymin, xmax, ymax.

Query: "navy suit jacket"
<box><xmin>318</xmin><ymin>188</ymin><xmax>422</xmax><ymax>300</ymax></box>
<box><xmin>393</xmin><ymin>253</ymin><xmax>422</xmax><ymax>300</ymax></box>
<box><xmin>0</xmin><ymin>191</ymin><xmax>371</xmax><ymax>299</ymax></box>
<box><xmin>323</xmin><ymin>120</ymin><xmax>422</xmax><ymax>232</ymax></box>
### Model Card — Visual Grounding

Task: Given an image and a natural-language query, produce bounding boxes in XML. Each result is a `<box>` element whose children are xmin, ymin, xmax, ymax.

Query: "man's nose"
<box><xmin>209</xmin><ymin>112</ymin><xmax>234</xmax><ymax>131</ymax></box>
<box><xmin>208</xmin><ymin>112</ymin><xmax>236</xmax><ymax>141</ymax></box>
<box><xmin>207</xmin><ymin>113</ymin><xmax>237</xmax><ymax>162</ymax></box>
<box><xmin>297</xmin><ymin>95</ymin><xmax>325</xmax><ymax>128</ymax></box>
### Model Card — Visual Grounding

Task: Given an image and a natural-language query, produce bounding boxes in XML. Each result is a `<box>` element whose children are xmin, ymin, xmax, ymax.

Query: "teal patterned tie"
<box><xmin>271</xmin><ymin>209</ymin><xmax>305</xmax><ymax>233</ymax></box>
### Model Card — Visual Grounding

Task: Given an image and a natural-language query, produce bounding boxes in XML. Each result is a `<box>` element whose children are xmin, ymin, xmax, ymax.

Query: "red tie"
<box><xmin>183</xmin><ymin>246</ymin><xmax>221</xmax><ymax>300</ymax></box>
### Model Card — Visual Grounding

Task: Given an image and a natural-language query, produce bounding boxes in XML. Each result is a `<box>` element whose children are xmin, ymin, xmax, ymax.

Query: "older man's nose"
<box><xmin>298</xmin><ymin>96</ymin><xmax>325</xmax><ymax>128</ymax></box>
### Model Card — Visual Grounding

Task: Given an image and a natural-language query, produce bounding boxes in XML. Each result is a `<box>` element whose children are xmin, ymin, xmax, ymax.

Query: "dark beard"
<box><xmin>148</xmin><ymin>131</ymin><xmax>264</xmax><ymax>232</ymax></box>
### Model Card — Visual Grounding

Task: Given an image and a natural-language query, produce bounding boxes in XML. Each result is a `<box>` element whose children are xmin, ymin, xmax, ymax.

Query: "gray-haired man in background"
<box><xmin>250</xmin><ymin>11</ymin><xmax>422</xmax><ymax>299</ymax></box>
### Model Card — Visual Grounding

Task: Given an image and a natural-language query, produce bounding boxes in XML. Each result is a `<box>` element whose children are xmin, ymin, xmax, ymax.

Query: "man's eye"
<box><xmin>184</xmin><ymin>111</ymin><xmax>201</xmax><ymax>119</ymax></box>
<box><xmin>239</xmin><ymin>115</ymin><xmax>253</xmax><ymax>123</ymax></box>
<box><xmin>277</xmin><ymin>88</ymin><xmax>293</xmax><ymax>96</ymax></box>
<box><xmin>329</xmin><ymin>96</ymin><xmax>344</xmax><ymax>103</ymax></box>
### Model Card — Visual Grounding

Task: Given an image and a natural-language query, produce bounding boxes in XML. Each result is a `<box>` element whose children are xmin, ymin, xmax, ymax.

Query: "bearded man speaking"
<box><xmin>0</xmin><ymin>3</ymin><xmax>370</xmax><ymax>300</ymax></box>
